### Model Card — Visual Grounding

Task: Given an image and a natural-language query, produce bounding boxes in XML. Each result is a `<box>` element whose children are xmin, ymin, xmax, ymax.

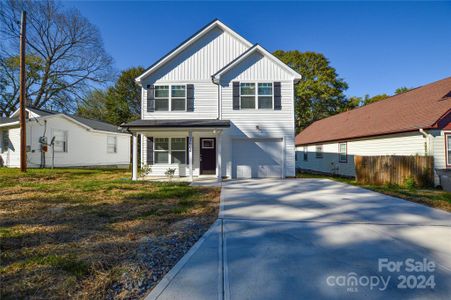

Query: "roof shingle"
<box><xmin>296</xmin><ymin>77</ymin><xmax>451</xmax><ymax>145</ymax></box>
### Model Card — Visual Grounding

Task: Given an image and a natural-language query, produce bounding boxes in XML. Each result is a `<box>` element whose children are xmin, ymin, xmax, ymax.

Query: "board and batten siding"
<box><xmin>141</xmin><ymin>26</ymin><xmax>250</xmax><ymax>120</ymax></box>
<box><xmin>296</xmin><ymin>131</ymin><xmax>428</xmax><ymax>178</ymax></box>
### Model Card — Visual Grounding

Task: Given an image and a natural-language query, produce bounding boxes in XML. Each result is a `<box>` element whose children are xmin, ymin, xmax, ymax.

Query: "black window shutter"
<box><xmin>233</xmin><ymin>81</ymin><xmax>240</xmax><ymax>110</ymax></box>
<box><xmin>147</xmin><ymin>85</ymin><xmax>155</xmax><ymax>112</ymax></box>
<box><xmin>274</xmin><ymin>82</ymin><xmax>282</xmax><ymax>110</ymax></box>
<box><xmin>187</xmin><ymin>84</ymin><xmax>194</xmax><ymax>111</ymax></box>
<box><xmin>146</xmin><ymin>137</ymin><xmax>154</xmax><ymax>165</ymax></box>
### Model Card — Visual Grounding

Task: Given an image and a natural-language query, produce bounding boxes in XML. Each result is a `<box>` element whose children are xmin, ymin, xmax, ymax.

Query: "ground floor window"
<box><xmin>53</xmin><ymin>130</ymin><xmax>68</xmax><ymax>152</ymax></box>
<box><xmin>107</xmin><ymin>136</ymin><xmax>117</xmax><ymax>153</ymax></box>
<box><xmin>316</xmin><ymin>145</ymin><xmax>323</xmax><ymax>158</ymax></box>
<box><xmin>446</xmin><ymin>133</ymin><xmax>451</xmax><ymax>167</ymax></box>
<box><xmin>154</xmin><ymin>137</ymin><xmax>186</xmax><ymax>164</ymax></box>
<box><xmin>339</xmin><ymin>142</ymin><xmax>347</xmax><ymax>163</ymax></box>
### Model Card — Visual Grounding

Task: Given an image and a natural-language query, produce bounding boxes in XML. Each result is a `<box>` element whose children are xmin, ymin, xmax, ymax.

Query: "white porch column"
<box><xmin>189</xmin><ymin>130</ymin><xmax>193</xmax><ymax>182</ymax></box>
<box><xmin>216</xmin><ymin>131</ymin><xmax>222</xmax><ymax>181</ymax></box>
<box><xmin>132</xmin><ymin>134</ymin><xmax>138</xmax><ymax>181</ymax></box>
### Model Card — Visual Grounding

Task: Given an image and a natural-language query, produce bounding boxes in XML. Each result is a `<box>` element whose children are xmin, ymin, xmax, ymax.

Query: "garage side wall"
<box><xmin>220</xmin><ymin>51</ymin><xmax>296</xmax><ymax>178</ymax></box>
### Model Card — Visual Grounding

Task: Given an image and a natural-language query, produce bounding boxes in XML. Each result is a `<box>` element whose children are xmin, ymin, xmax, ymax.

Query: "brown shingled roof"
<box><xmin>295</xmin><ymin>77</ymin><xmax>451</xmax><ymax>146</ymax></box>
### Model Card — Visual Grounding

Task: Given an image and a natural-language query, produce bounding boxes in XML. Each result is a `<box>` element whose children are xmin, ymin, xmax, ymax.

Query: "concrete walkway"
<box><xmin>146</xmin><ymin>179</ymin><xmax>451</xmax><ymax>300</ymax></box>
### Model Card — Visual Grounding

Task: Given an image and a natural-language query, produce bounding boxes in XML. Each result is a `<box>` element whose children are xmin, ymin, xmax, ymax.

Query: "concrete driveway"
<box><xmin>146</xmin><ymin>179</ymin><xmax>451</xmax><ymax>300</ymax></box>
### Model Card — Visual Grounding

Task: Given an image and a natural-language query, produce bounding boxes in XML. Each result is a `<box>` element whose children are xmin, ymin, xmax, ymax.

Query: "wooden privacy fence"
<box><xmin>354</xmin><ymin>155</ymin><xmax>434</xmax><ymax>187</ymax></box>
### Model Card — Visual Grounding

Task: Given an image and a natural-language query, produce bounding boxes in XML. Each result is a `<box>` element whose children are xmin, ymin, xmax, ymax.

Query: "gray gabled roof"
<box><xmin>70</xmin><ymin>115</ymin><xmax>123</xmax><ymax>133</ymax></box>
<box><xmin>7</xmin><ymin>107</ymin><xmax>125</xmax><ymax>134</ymax></box>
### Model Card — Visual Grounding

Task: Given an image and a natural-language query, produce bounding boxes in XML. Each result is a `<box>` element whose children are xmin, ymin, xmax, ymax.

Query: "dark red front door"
<box><xmin>200</xmin><ymin>138</ymin><xmax>216</xmax><ymax>175</ymax></box>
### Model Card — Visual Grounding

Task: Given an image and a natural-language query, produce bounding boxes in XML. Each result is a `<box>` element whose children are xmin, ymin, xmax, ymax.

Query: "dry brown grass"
<box><xmin>0</xmin><ymin>168</ymin><xmax>220</xmax><ymax>299</ymax></box>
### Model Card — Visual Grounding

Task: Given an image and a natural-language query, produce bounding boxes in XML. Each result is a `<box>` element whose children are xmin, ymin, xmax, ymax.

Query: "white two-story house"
<box><xmin>122</xmin><ymin>19</ymin><xmax>302</xmax><ymax>180</ymax></box>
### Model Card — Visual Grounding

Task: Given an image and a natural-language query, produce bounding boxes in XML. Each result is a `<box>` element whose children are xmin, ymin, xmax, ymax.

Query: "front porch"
<box><xmin>121</xmin><ymin>119</ymin><xmax>230</xmax><ymax>182</ymax></box>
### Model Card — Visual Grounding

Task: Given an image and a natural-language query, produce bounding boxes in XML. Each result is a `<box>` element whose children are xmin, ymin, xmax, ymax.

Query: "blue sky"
<box><xmin>65</xmin><ymin>1</ymin><xmax>451</xmax><ymax>97</ymax></box>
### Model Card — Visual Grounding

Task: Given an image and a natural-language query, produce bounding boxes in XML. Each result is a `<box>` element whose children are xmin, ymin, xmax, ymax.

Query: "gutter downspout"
<box><xmin>419</xmin><ymin>128</ymin><xmax>433</xmax><ymax>156</ymax></box>
<box><xmin>211</xmin><ymin>76</ymin><xmax>221</xmax><ymax>120</ymax></box>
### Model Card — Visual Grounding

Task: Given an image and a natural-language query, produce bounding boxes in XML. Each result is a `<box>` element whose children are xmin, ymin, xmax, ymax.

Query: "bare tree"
<box><xmin>0</xmin><ymin>0</ymin><xmax>114</xmax><ymax>116</ymax></box>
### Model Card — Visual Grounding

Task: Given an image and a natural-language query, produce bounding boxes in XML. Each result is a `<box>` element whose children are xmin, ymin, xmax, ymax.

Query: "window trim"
<box><xmin>171</xmin><ymin>137</ymin><xmax>187</xmax><ymax>164</ymax></box>
<box><xmin>315</xmin><ymin>145</ymin><xmax>323</xmax><ymax>159</ymax></box>
<box><xmin>201</xmin><ymin>138</ymin><xmax>215</xmax><ymax>149</ymax></box>
<box><xmin>154</xmin><ymin>84</ymin><xmax>187</xmax><ymax>112</ymax></box>
<box><xmin>239</xmin><ymin>82</ymin><xmax>274</xmax><ymax>110</ymax></box>
<box><xmin>53</xmin><ymin>129</ymin><xmax>68</xmax><ymax>153</ymax></box>
<box><xmin>338</xmin><ymin>142</ymin><xmax>347</xmax><ymax>163</ymax></box>
<box><xmin>107</xmin><ymin>136</ymin><xmax>117</xmax><ymax>154</ymax></box>
<box><xmin>446</xmin><ymin>133</ymin><xmax>451</xmax><ymax>168</ymax></box>
<box><xmin>153</xmin><ymin>137</ymin><xmax>187</xmax><ymax>165</ymax></box>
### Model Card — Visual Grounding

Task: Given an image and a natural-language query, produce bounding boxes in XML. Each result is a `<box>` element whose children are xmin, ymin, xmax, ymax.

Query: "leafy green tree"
<box><xmin>77</xmin><ymin>89</ymin><xmax>109</xmax><ymax>121</ymax></box>
<box><xmin>273</xmin><ymin>50</ymin><xmax>349</xmax><ymax>132</ymax></box>
<box><xmin>362</xmin><ymin>94</ymin><xmax>389</xmax><ymax>105</ymax></box>
<box><xmin>105</xmin><ymin>67</ymin><xmax>144</xmax><ymax>125</ymax></box>
<box><xmin>0</xmin><ymin>0</ymin><xmax>113</xmax><ymax>116</ymax></box>
<box><xmin>77</xmin><ymin>67</ymin><xmax>144</xmax><ymax>125</ymax></box>
<box><xmin>395</xmin><ymin>86</ymin><xmax>410</xmax><ymax>94</ymax></box>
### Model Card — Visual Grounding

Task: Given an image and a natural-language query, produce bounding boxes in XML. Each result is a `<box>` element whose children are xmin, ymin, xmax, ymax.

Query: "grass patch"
<box><xmin>0</xmin><ymin>168</ymin><xmax>220</xmax><ymax>299</ymax></box>
<box><xmin>297</xmin><ymin>171</ymin><xmax>451</xmax><ymax>211</ymax></box>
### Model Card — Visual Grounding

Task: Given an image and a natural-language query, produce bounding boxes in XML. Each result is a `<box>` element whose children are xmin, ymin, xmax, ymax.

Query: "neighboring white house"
<box><xmin>121</xmin><ymin>19</ymin><xmax>302</xmax><ymax>180</ymax></box>
<box><xmin>0</xmin><ymin>107</ymin><xmax>131</xmax><ymax>168</ymax></box>
<box><xmin>295</xmin><ymin>77</ymin><xmax>451</xmax><ymax>187</ymax></box>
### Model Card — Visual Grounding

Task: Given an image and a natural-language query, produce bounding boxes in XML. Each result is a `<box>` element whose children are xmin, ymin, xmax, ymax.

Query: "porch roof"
<box><xmin>121</xmin><ymin>119</ymin><xmax>230</xmax><ymax>129</ymax></box>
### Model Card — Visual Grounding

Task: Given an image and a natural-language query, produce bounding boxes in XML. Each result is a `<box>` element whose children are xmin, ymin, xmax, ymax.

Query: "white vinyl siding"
<box><xmin>1</xmin><ymin>115</ymin><xmax>130</xmax><ymax>168</ymax></box>
<box><xmin>296</xmin><ymin>131</ymin><xmax>431</xmax><ymax>178</ymax></box>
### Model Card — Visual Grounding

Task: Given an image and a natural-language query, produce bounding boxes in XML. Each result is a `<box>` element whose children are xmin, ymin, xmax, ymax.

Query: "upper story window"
<box><xmin>258</xmin><ymin>83</ymin><xmax>273</xmax><ymax>109</ymax></box>
<box><xmin>107</xmin><ymin>136</ymin><xmax>117</xmax><ymax>153</ymax></box>
<box><xmin>339</xmin><ymin>142</ymin><xmax>347</xmax><ymax>163</ymax></box>
<box><xmin>240</xmin><ymin>82</ymin><xmax>273</xmax><ymax>109</ymax></box>
<box><xmin>155</xmin><ymin>85</ymin><xmax>169</xmax><ymax>111</ymax></box>
<box><xmin>53</xmin><ymin>130</ymin><xmax>68</xmax><ymax>152</ymax></box>
<box><xmin>154</xmin><ymin>85</ymin><xmax>186</xmax><ymax>111</ymax></box>
<box><xmin>316</xmin><ymin>145</ymin><xmax>323</xmax><ymax>159</ymax></box>
<box><xmin>171</xmin><ymin>85</ymin><xmax>186</xmax><ymax>111</ymax></box>
<box><xmin>240</xmin><ymin>83</ymin><xmax>255</xmax><ymax>109</ymax></box>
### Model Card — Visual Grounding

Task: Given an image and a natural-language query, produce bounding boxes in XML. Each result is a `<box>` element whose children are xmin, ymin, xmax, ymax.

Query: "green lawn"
<box><xmin>297</xmin><ymin>171</ymin><xmax>451</xmax><ymax>212</ymax></box>
<box><xmin>0</xmin><ymin>168</ymin><xmax>219</xmax><ymax>299</ymax></box>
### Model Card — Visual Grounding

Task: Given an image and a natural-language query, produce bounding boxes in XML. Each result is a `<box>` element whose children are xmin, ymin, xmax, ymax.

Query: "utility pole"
<box><xmin>19</xmin><ymin>11</ymin><xmax>27</xmax><ymax>172</ymax></box>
